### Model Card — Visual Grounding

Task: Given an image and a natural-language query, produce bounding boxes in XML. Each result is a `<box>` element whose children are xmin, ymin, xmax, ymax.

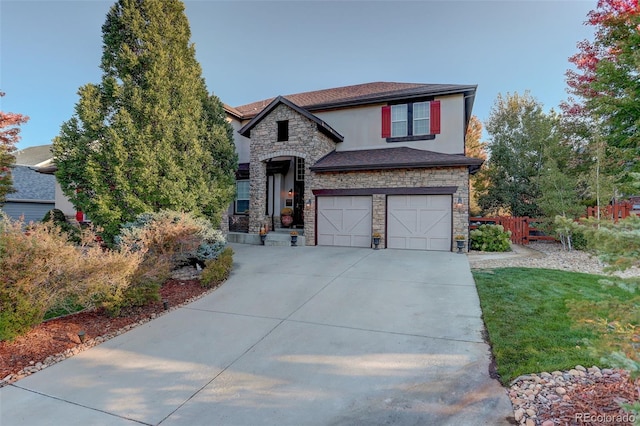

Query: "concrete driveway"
<box><xmin>0</xmin><ymin>244</ymin><xmax>514</xmax><ymax>425</ymax></box>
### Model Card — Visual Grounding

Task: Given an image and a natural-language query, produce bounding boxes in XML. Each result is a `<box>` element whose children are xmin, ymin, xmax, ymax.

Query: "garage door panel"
<box><xmin>388</xmin><ymin>195</ymin><xmax>451</xmax><ymax>251</ymax></box>
<box><xmin>318</xmin><ymin>196</ymin><xmax>372</xmax><ymax>248</ymax></box>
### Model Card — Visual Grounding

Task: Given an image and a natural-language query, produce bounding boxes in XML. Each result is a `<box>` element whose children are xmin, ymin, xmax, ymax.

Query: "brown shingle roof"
<box><xmin>234</xmin><ymin>82</ymin><xmax>476</xmax><ymax>119</ymax></box>
<box><xmin>238</xmin><ymin>96</ymin><xmax>343</xmax><ymax>142</ymax></box>
<box><xmin>310</xmin><ymin>147</ymin><xmax>483</xmax><ymax>173</ymax></box>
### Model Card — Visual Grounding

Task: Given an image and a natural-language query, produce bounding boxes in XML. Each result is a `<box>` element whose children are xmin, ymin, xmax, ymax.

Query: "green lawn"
<box><xmin>473</xmin><ymin>267</ymin><xmax>639</xmax><ymax>385</ymax></box>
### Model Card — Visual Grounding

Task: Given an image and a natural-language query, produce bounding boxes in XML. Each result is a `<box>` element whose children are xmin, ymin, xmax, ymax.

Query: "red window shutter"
<box><xmin>430</xmin><ymin>100</ymin><xmax>441</xmax><ymax>134</ymax></box>
<box><xmin>381</xmin><ymin>106</ymin><xmax>391</xmax><ymax>138</ymax></box>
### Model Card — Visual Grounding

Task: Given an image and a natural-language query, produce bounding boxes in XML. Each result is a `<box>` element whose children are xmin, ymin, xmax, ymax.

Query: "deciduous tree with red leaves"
<box><xmin>565</xmin><ymin>0</ymin><xmax>640</xmax><ymax>176</ymax></box>
<box><xmin>0</xmin><ymin>93</ymin><xmax>29</xmax><ymax>204</ymax></box>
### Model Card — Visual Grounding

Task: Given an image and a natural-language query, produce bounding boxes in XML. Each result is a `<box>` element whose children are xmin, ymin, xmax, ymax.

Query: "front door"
<box><xmin>293</xmin><ymin>157</ymin><xmax>305</xmax><ymax>227</ymax></box>
<box><xmin>293</xmin><ymin>179</ymin><xmax>304</xmax><ymax>227</ymax></box>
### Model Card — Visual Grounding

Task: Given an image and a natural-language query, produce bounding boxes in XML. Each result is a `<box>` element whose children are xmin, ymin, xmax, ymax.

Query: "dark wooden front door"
<box><xmin>293</xmin><ymin>179</ymin><xmax>304</xmax><ymax>227</ymax></box>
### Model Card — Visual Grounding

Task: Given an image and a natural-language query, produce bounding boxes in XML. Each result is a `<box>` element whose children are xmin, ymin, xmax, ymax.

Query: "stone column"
<box><xmin>249</xmin><ymin>160</ymin><xmax>267</xmax><ymax>233</ymax></box>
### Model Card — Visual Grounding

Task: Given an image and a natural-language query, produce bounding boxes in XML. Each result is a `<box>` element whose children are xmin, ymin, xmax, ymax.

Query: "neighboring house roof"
<box><xmin>233</xmin><ymin>82</ymin><xmax>477</xmax><ymax>120</ymax></box>
<box><xmin>310</xmin><ymin>147</ymin><xmax>484</xmax><ymax>173</ymax></box>
<box><xmin>13</xmin><ymin>144</ymin><xmax>53</xmax><ymax>166</ymax></box>
<box><xmin>6</xmin><ymin>165</ymin><xmax>55</xmax><ymax>201</ymax></box>
<box><xmin>238</xmin><ymin>96</ymin><xmax>344</xmax><ymax>143</ymax></box>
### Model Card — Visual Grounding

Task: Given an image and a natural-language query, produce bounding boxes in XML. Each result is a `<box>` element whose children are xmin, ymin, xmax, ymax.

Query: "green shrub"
<box><xmin>42</xmin><ymin>208</ymin><xmax>81</xmax><ymax>243</ymax></box>
<box><xmin>470</xmin><ymin>224</ymin><xmax>511</xmax><ymax>252</ymax></box>
<box><xmin>201</xmin><ymin>247</ymin><xmax>234</xmax><ymax>288</ymax></box>
<box><xmin>115</xmin><ymin>210</ymin><xmax>227</xmax><ymax>269</ymax></box>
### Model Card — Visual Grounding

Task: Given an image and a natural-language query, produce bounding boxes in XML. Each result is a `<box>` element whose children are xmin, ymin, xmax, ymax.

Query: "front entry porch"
<box><xmin>249</xmin><ymin>154</ymin><xmax>309</xmax><ymax>236</ymax></box>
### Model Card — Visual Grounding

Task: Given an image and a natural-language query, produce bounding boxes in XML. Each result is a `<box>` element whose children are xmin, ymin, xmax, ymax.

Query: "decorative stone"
<box><xmin>575</xmin><ymin>365</ymin><xmax>586</xmax><ymax>372</ymax></box>
<box><xmin>525</xmin><ymin>418</ymin><xmax>535</xmax><ymax>426</ymax></box>
<box><xmin>542</xmin><ymin>421</ymin><xmax>554</xmax><ymax>426</ymax></box>
<box><xmin>514</xmin><ymin>408</ymin><xmax>525</xmax><ymax>422</ymax></box>
<box><xmin>555</xmin><ymin>387</ymin><xmax>567</xmax><ymax>395</ymax></box>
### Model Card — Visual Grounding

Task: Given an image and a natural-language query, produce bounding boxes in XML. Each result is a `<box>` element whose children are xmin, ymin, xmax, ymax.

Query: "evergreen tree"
<box><xmin>53</xmin><ymin>0</ymin><xmax>237</xmax><ymax>239</ymax></box>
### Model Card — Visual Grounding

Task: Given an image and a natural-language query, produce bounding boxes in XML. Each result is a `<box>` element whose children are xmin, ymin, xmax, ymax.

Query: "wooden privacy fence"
<box><xmin>469</xmin><ymin>217</ymin><xmax>556</xmax><ymax>245</ymax></box>
<box><xmin>471</xmin><ymin>203</ymin><xmax>638</xmax><ymax>245</ymax></box>
<box><xmin>585</xmin><ymin>202</ymin><xmax>633</xmax><ymax>221</ymax></box>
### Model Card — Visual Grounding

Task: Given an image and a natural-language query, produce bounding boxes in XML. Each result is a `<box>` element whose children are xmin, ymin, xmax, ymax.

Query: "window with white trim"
<box><xmin>235</xmin><ymin>180</ymin><xmax>249</xmax><ymax>213</ymax></box>
<box><xmin>391</xmin><ymin>104</ymin><xmax>408</xmax><ymax>137</ymax></box>
<box><xmin>412</xmin><ymin>101</ymin><xmax>430</xmax><ymax>136</ymax></box>
<box><xmin>382</xmin><ymin>100</ymin><xmax>440</xmax><ymax>141</ymax></box>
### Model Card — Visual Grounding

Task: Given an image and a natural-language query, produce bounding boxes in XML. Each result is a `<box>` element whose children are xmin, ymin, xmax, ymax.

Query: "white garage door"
<box><xmin>387</xmin><ymin>195</ymin><xmax>451</xmax><ymax>251</ymax></box>
<box><xmin>317</xmin><ymin>196</ymin><xmax>372</xmax><ymax>247</ymax></box>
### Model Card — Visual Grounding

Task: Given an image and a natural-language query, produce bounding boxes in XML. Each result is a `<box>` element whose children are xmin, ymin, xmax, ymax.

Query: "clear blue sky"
<box><xmin>1</xmin><ymin>0</ymin><xmax>595</xmax><ymax>149</ymax></box>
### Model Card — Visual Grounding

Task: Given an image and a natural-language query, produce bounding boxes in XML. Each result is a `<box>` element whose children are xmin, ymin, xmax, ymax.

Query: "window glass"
<box><xmin>391</xmin><ymin>104</ymin><xmax>407</xmax><ymax>137</ymax></box>
<box><xmin>413</xmin><ymin>102</ymin><xmax>430</xmax><ymax>135</ymax></box>
<box><xmin>236</xmin><ymin>180</ymin><xmax>250</xmax><ymax>213</ymax></box>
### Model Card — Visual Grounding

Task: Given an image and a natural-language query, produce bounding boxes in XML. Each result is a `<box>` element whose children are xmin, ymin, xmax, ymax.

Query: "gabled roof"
<box><xmin>234</xmin><ymin>82</ymin><xmax>477</xmax><ymax>119</ymax></box>
<box><xmin>310</xmin><ymin>147</ymin><xmax>484</xmax><ymax>173</ymax></box>
<box><xmin>238</xmin><ymin>96</ymin><xmax>343</xmax><ymax>143</ymax></box>
<box><xmin>7</xmin><ymin>165</ymin><xmax>55</xmax><ymax>201</ymax></box>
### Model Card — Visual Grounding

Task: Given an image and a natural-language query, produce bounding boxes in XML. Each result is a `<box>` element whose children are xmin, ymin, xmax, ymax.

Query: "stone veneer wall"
<box><xmin>311</xmin><ymin>167</ymin><xmax>470</xmax><ymax>251</ymax></box>
<box><xmin>249</xmin><ymin>104</ymin><xmax>337</xmax><ymax>243</ymax></box>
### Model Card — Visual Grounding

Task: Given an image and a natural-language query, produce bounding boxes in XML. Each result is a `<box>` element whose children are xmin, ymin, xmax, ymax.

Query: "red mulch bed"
<box><xmin>0</xmin><ymin>279</ymin><xmax>210</xmax><ymax>383</ymax></box>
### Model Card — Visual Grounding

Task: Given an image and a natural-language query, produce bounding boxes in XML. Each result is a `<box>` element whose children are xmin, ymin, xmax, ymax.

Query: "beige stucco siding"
<box><xmin>315</xmin><ymin>94</ymin><xmax>465</xmax><ymax>154</ymax></box>
<box><xmin>227</xmin><ymin>116</ymin><xmax>251</xmax><ymax>164</ymax></box>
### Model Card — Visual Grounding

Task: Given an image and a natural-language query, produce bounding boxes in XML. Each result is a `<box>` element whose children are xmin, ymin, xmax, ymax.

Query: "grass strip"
<box><xmin>473</xmin><ymin>267</ymin><xmax>637</xmax><ymax>385</ymax></box>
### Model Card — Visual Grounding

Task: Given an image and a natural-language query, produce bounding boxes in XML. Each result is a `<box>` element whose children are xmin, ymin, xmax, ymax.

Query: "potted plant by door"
<box><xmin>290</xmin><ymin>230</ymin><xmax>298</xmax><ymax>246</ymax></box>
<box><xmin>454</xmin><ymin>234</ymin><xmax>466</xmax><ymax>254</ymax></box>
<box><xmin>259</xmin><ymin>227</ymin><xmax>267</xmax><ymax>245</ymax></box>
<box><xmin>281</xmin><ymin>207</ymin><xmax>293</xmax><ymax>228</ymax></box>
<box><xmin>372</xmin><ymin>232</ymin><xmax>381</xmax><ymax>250</ymax></box>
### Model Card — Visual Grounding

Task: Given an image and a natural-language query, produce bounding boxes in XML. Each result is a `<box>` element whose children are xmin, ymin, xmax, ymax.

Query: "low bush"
<box><xmin>0</xmin><ymin>214</ymin><xmax>143</xmax><ymax>339</ymax></box>
<box><xmin>115</xmin><ymin>210</ymin><xmax>227</xmax><ymax>269</ymax></box>
<box><xmin>470</xmin><ymin>224</ymin><xmax>511</xmax><ymax>252</ymax></box>
<box><xmin>201</xmin><ymin>247</ymin><xmax>234</xmax><ymax>288</ymax></box>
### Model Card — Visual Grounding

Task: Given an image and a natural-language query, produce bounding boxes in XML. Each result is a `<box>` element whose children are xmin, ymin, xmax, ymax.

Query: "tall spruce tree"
<box><xmin>53</xmin><ymin>0</ymin><xmax>237</xmax><ymax>239</ymax></box>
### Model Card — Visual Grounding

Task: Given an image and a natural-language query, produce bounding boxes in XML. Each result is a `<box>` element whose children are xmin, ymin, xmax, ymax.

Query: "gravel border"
<box><xmin>468</xmin><ymin>241</ymin><xmax>640</xmax><ymax>278</ymax></box>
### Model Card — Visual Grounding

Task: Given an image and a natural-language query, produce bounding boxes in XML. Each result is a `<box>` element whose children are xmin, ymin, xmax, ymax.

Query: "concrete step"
<box><xmin>265</xmin><ymin>232</ymin><xmax>305</xmax><ymax>247</ymax></box>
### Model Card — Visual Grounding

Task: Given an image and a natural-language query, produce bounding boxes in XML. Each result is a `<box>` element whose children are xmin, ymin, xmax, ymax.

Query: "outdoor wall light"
<box><xmin>454</xmin><ymin>196</ymin><xmax>464</xmax><ymax>211</ymax></box>
<box><xmin>305</xmin><ymin>198</ymin><xmax>313</xmax><ymax>208</ymax></box>
<box><xmin>288</xmin><ymin>188</ymin><xmax>293</xmax><ymax>197</ymax></box>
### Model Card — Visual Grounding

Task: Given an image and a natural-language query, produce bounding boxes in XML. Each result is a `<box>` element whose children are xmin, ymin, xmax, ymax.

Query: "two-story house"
<box><xmin>225</xmin><ymin>82</ymin><xmax>482</xmax><ymax>251</ymax></box>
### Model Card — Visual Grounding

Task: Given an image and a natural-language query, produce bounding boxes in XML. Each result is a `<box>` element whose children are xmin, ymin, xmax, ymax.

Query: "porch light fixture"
<box><xmin>288</xmin><ymin>188</ymin><xmax>293</xmax><ymax>197</ymax></box>
<box><xmin>454</xmin><ymin>196</ymin><xmax>464</xmax><ymax>211</ymax></box>
<box><xmin>305</xmin><ymin>198</ymin><xmax>313</xmax><ymax>208</ymax></box>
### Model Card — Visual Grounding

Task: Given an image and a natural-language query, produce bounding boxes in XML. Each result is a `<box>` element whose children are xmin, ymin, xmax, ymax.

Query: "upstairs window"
<box><xmin>412</xmin><ymin>101</ymin><xmax>430</xmax><ymax>136</ymax></box>
<box><xmin>382</xmin><ymin>100</ymin><xmax>440</xmax><ymax>141</ymax></box>
<box><xmin>277</xmin><ymin>120</ymin><xmax>289</xmax><ymax>141</ymax></box>
<box><xmin>391</xmin><ymin>105</ymin><xmax>408</xmax><ymax>137</ymax></box>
